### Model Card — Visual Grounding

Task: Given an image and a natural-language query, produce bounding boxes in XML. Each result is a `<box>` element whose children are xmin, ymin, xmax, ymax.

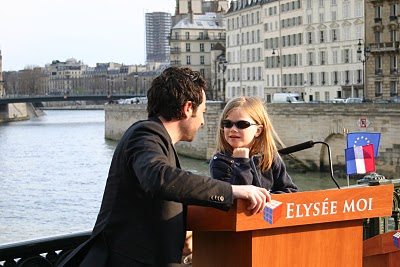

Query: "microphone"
<box><xmin>279</xmin><ymin>140</ymin><xmax>341</xmax><ymax>189</ymax></box>
<box><xmin>278</xmin><ymin>141</ymin><xmax>314</xmax><ymax>155</ymax></box>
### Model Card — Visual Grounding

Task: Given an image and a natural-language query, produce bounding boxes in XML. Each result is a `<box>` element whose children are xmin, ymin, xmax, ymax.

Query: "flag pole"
<box><xmin>346</xmin><ymin>175</ymin><xmax>350</xmax><ymax>187</ymax></box>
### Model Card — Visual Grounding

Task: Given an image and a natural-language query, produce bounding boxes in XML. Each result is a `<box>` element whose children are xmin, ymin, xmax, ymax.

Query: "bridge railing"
<box><xmin>1</xmin><ymin>180</ymin><xmax>399</xmax><ymax>267</ymax></box>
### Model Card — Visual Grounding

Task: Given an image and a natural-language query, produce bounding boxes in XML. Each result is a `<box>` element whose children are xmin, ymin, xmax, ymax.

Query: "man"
<box><xmin>58</xmin><ymin>67</ymin><xmax>270</xmax><ymax>267</ymax></box>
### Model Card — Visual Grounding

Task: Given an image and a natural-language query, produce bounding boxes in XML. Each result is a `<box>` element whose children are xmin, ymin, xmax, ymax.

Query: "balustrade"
<box><xmin>0</xmin><ymin>180</ymin><xmax>399</xmax><ymax>266</ymax></box>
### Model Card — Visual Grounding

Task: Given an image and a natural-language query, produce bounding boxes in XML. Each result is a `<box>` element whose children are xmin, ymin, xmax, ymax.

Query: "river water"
<box><xmin>0</xmin><ymin>110</ymin><xmax>357</xmax><ymax>245</ymax></box>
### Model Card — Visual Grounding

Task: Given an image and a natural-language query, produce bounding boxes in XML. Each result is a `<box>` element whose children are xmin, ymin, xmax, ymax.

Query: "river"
<box><xmin>0</xmin><ymin>109</ymin><xmax>357</xmax><ymax>245</ymax></box>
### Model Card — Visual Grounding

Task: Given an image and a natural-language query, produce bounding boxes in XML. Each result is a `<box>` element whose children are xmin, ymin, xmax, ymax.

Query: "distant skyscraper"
<box><xmin>145</xmin><ymin>12</ymin><xmax>172</xmax><ymax>63</ymax></box>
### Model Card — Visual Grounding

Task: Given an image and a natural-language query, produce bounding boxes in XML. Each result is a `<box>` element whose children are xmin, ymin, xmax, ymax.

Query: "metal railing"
<box><xmin>1</xmin><ymin>180</ymin><xmax>399</xmax><ymax>266</ymax></box>
<box><xmin>0</xmin><ymin>231</ymin><xmax>91</xmax><ymax>267</ymax></box>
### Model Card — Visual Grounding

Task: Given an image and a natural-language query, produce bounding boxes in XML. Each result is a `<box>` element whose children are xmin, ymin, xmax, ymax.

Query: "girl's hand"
<box><xmin>232</xmin><ymin>147</ymin><xmax>250</xmax><ymax>158</ymax></box>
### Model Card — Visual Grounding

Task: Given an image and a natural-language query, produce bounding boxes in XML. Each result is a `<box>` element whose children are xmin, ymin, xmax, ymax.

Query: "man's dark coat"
<box><xmin>58</xmin><ymin>116</ymin><xmax>233</xmax><ymax>267</ymax></box>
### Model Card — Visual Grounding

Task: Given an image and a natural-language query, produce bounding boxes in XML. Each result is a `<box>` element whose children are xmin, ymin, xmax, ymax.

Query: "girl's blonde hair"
<box><xmin>215</xmin><ymin>96</ymin><xmax>283</xmax><ymax>172</ymax></box>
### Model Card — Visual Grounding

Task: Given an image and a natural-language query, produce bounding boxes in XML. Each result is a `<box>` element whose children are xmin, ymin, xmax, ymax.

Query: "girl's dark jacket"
<box><xmin>210</xmin><ymin>152</ymin><xmax>298</xmax><ymax>194</ymax></box>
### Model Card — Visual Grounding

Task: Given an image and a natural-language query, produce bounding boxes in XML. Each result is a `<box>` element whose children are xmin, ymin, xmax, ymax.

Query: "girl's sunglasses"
<box><xmin>221</xmin><ymin>120</ymin><xmax>258</xmax><ymax>129</ymax></box>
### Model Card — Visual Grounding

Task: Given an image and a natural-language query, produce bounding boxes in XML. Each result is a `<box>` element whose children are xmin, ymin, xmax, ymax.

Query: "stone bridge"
<box><xmin>105</xmin><ymin>103</ymin><xmax>400</xmax><ymax>179</ymax></box>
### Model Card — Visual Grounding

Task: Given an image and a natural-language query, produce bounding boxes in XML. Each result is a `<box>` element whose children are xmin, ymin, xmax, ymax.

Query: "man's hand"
<box><xmin>182</xmin><ymin>231</ymin><xmax>193</xmax><ymax>255</ymax></box>
<box><xmin>231</xmin><ymin>185</ymin><xmax>271</xmax><ymax>214</ymax></box>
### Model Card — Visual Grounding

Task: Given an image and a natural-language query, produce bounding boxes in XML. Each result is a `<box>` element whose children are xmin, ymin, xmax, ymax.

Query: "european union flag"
<box><xmin>347</xmin><ymin>132</ymin><xmax>381</xmax><ymax>157</ymax></box>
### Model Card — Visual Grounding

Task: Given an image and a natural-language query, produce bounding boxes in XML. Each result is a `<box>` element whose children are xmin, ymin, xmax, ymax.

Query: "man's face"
<box><xmin>181</xmin><ymin>90</ymin><xmax>206</xmax><ymax>142</ymax></box>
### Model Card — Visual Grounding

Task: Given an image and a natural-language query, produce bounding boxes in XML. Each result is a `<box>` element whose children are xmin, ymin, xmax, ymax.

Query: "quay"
<box><xmin>105</xmin><ymin>102</ymin><xmax>400</xmax><ymax>179</ymax></box>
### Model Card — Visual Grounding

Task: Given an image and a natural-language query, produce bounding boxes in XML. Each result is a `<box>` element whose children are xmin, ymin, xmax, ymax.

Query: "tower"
<box><xmin>145</xmin><ymin>12</ymin><xmax>172</xmax><ymax>63</ymax></box>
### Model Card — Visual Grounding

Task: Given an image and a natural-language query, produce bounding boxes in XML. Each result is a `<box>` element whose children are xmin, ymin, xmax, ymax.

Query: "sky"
<box><xmin>0</xmin><ymin>0</ymin><xmax>176</xmax><ymax>71</ymax></box>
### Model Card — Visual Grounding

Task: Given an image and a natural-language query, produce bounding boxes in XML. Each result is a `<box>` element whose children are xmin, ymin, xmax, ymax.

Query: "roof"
<box><xmin>172</xmin><ymin>13</ymin><xmax>223</xmax><ymax>30</ymax></box>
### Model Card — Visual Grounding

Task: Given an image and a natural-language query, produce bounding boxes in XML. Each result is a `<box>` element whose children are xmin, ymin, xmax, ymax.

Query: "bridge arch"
<box><xmin>319</xmin><ymin>133</ymin><xmax>346</xmax><ymax>173</ymax></box>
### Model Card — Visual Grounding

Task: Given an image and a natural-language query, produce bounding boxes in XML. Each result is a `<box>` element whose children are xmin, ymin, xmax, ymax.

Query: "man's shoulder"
<box><xmin>128</xmin><ymin>117</ymin><xmax>164</xmax><ymax>132</ymax></box>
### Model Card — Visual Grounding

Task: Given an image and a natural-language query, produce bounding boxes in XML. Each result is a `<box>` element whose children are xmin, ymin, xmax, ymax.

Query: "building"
<box><xmin>45</xmin><ymin>58</ymin><xmax>88</xmax><ymax>95</ymax></box>
<box><xmin>225</xmin><ymin>0</ymin><xmax>265</xmax><ymax>100</ymax></box>
<box><xmin>172</xmin><ymin>0</ymin><xmax>229</xmax><ymax>26</ymax></box>
<box><xmin>263</xmin><ymin>0</ymin><xmax>304</xmax><ymax>102</ymax></box>
<box><xmin>365</xmin><ymin>0</ymin><xmax>399</xmax><ymax>100</ymax></box>
<box><xmin>170</xmin><ymin>12</ymin><xmax>226</xmax><ymax>99</ymax></box>
<box><xmin>302</xmin><ymin>0</ymin><xmax>365</xmax><ymax>101</ymax></box>
<box><xmin>145</xmin><ymin>12</ymin><xmax>172</xmax><ymax>63</ymax></box>
<box><xmin>224</xmin><ymin>0</ymin><xmax>366</xmax><ymax>102</ymax></box>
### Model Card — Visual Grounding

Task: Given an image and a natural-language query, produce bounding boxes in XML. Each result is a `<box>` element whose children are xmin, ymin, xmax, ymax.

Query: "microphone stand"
<box><xmin>312</xmin><ymin>141</ymin><xmax>341</xmax><ymax>189</ymax></box>
<box><xmin>279</xmin><ymin>141</ymin><xmax>341</xmax><ymax>189</ymax></box>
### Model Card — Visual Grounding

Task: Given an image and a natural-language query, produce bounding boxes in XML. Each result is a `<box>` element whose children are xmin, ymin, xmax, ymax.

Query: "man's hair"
<box><xmin>147</xmin><ymin>67</ymin><xmax>206</xmax><ymax>121</ymax></box>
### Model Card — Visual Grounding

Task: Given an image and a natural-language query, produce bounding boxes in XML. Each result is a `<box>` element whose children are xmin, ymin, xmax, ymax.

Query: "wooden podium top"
<box><xmin>188</xmin><ymin>184</ymin><xmax>394</xmax><ymax>232</ymax></box>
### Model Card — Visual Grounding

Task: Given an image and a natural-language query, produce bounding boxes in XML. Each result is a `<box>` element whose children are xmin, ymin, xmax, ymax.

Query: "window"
<box><xmin>321</xmin><ymin>72</ymin><xmax>326</xmax><ymax>85</ymax></box>
<box><xmin>186</xmin><ymin>32</ymin><xmax>190</xmax><ymax>40</ymax></box>
<box><xmin>375</xmin><ymin>57</ymin><xmax>382</xmax><ymax>74</ymax></box>
<box><xmin>343</xmin><ymin>3</ymin><xmax>349</xmax><ymax>19</ymax></box>
<box><xmin>200</xmin><ymin>56</ymin><xmax>205</xmax><ymax>65</ymax></box>
<box><xmin>319</xmin><ymin>13</ymin><xmax>324</xmax><ymax>22</ymax></box>
<box><xmin>186</xmin><ymin>43</ymin><xmax>190</xmax><ymax>52</ymax></box>
<box><xmin>308</xmin><ymin>32</ymin><xmax>313</xmax><ymax>44</ymax></box>
<box><xmin>391</xmin><ymin>30</ymin><xmax>398</xmax><ymax>42</ymax></box>
<box><xmin>333</xmin><ymin>71</ymin><xmax>338</xmax><ymax>84</ymax></box>
<box><xmin>357</xmin><ymin>69</ymin><xmax>362</xmax><ymax>83</ymax></box>
<box><xmin>199</xmin><ymin>32</ymin><xmax>204</xmax><ymax>39</ymax></box>
<box><xmin>375</xmin><ymin>31</ymin><xmax>381</xmax><ymax>43</ymax></box>
<box><xmin>375</xmin><ymin>81</ymin><xmax>382</xmax><ymax>96</ymax></box>
<box><xmin>391</xmin><ymin>56</ymin><xmax>398</xmax><ymax>74</ymax></box>
<box><xmin>320</xmin><ymin>31</ymin><xmax>325</xmax><ymax>43</ymax></box>
<box><xmin>309</xmin><ymin>72</ymin><xmax>314</xmax><ymax>85</ymax></box>
<box><xmin>343</xmin><ymin>28</ymin><xmax>350</xmax><ymax>41</ymax></box>
<box><xmin>186</xmin><ymin>56</ymin><xmax>191</xmax><ymax>65</ymax></box>
<box><xmin>332</xmin><ymin>29</ymin><xmax>339</xmax><ymax>41</ymax></box>
<box><xmin>200</xmin><ymin>69</ymin><xmax>205</xmax><ymax>78</ymax></box>
<box><xmin>390</xmin><ymin>81</ymin><xmax>398</xmax><ymax>96</ymax></box>
<box><xmin>390</xmin><ymin>4</ymin><xmax>398</xmax><ymax>16</ymax></box>
<box><xmin>355</xmin><ymin>0</ymin><xmax>362</xmax><ymax>17</ymax></box>
<box><xmin>345</xmin><ymin>70</ymin><xmax>350</xmax><ymax>84</ymax></box>
<box><xmin>200</xmin><ymin>43</ymin><xmax>204</xmax><ymax>52</ymax></box>
<box><xmin>308</xmin><ymin>52</ymin><xmax>314</xmax><ymax>65</ymax></box>
<box><xmin>307</xmin><ymin>15</ymin><xmax>312</xmax><ymax>24</ymax></box>
<box><xmin>320</xmin><ymin>51</ymin><xmax>326</xmax><ymax>65</ymax></box>
<box><xmin>375</xmin><ymin>6</ymin><xmax>382</xmax><ymax>19</ymax></box>
<box><xmin>344</xmin><ymin>49</ymin><xmax>350</xmax><ymax>63</ymax></box>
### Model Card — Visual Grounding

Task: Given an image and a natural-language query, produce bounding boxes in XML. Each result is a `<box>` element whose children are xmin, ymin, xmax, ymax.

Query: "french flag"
<box><xmin>345</xmin><ymin>144</ymin><xmax>376</xmax><ymax>175</ymax></box>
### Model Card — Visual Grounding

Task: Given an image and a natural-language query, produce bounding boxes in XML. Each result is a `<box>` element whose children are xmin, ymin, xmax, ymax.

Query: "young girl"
<box><xmin>210</xmin><ymin>96</ymin><xmax>298</xmax><ymax>193</ymax></box>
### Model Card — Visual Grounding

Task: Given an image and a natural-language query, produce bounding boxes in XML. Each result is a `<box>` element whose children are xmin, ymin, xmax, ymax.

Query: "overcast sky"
<box><xmin>0</xmin><ymin>0</ymin><xmax>176</xmax><ymax>71</ymax></box>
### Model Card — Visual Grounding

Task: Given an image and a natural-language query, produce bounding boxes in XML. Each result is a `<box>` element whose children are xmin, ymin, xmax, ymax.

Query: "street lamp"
<box><xmin>272</xmin><ymin>48</ymin><xmax>283</xmax><ymax>91</ymax></box>
<box><xmin>218</xmin><ymin>57</ymin><xmax>227</xmax><ymax>102</ymax></box>
<box><xmin>357</xmin><ymin>39</ymin><xmax>370</xmax><ymax>99</ymax></box>
<box><xmin>134</xmin><ymin>74</ymin><xmax>139</xmax><ymax>96</ymax></box>
<box><xmin>272</xmin><ymin>48</ymin><xmax>280</xmax><ymax>65</ymax></box>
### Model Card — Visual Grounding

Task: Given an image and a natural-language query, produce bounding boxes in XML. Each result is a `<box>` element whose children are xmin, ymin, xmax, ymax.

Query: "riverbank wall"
<box><xmin>0</xmin><ymin>103</ymin><xmax>30</xmax><ymax>122</ymax></box>
<box><xmin>105</xmin><ymin>102</ymin><xmax>400</xmax><ymax>178</ymax></box>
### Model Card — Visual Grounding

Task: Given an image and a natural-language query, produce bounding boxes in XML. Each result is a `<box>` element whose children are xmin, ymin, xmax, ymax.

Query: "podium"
<box><xmin>363</xmin><ymin>231</ymin><xmax>400</xmax><ymax>267</ymax></box>
<box><xmin>188</xmin><ymin>185</ymin><xmax>394</xmax><ymax>267</ymax></box>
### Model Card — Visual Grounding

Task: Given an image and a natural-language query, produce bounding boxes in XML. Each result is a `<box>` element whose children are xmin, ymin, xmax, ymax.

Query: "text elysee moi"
<box><xmin>286</xmin><ymin>197</ymin><xmax>373</xmax><ymax>218</ymax></box>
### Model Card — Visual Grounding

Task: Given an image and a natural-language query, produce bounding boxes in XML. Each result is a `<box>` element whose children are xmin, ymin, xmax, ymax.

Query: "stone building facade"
<box><xmin>365</xmin><ymin>0</ymin><xmax>399</xmax><ymax>99</ymax></box>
